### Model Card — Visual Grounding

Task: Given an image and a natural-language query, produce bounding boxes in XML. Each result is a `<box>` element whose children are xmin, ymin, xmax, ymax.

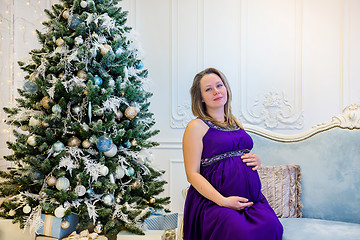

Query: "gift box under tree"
<box><xmin>36</xmin><ymin>214</ymin><xmax>79</xmax><ymax>239</ymax></box>
<box><xmin>143</xmin><ymin>209</ymin><xmax>178</xmax><ymax>231</ymax></box>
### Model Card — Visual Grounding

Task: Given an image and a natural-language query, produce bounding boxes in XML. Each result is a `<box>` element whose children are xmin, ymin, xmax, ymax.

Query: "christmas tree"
<box><xmin>0</xmin><ymin>0</ymin><xmax>169</xmax><ymax>237</ymax></box>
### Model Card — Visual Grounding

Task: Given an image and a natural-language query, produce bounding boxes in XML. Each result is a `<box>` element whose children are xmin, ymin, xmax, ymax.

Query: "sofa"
<box><xmin>247</xmin><ymin>104</ymin><xmax>360</xmax><ymax>239</ymax></box>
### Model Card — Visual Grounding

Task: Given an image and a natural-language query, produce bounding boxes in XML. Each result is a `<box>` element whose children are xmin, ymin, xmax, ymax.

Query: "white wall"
<box><xmin>1</xmin><ymin>0</ymin><xmax>360</xmax><ymax>214</ymax></box>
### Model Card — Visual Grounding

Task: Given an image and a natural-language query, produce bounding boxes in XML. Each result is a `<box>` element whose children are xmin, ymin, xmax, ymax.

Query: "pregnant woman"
<box><xmin>182</xmin><ymin>68</ymin><xmax>283</xmax><ymax>240</ymax></box>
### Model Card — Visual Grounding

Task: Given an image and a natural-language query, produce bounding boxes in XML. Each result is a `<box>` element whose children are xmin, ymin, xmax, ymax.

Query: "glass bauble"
<box><xmin>103</xmin><ymin>144</ymin><xmax>117</xmax><ymax>157</ymax></box>
<box><xmin>27</xmin><ymin>135</ymin><xmax>37</xmax><ymax>146</ymax></box>
<box><xmin>55</xmin><ymin>176</ymin><xmax>70</xmax><ymax>191</ymax></box>
<box><xmin>96</xmin><ymin>135</ymin><xmax>113</xmax><ymax>152</ymax></box>
<box><xmin>61</xmin><ymin>220</ymin><xmax>70</xmax><ymax>229</ymax></box>
<box><xmin>124</xmin><ymin>106</ymin><xmax>137</xmax><ymax>120</ymax></box>
<box><xmin>67</xmin><ymin>136</ymin><xmax>81</xmax><ymax>147</ymax></box>
<box><xmin>52</xmin><ymin>141</ymin><xmax>65</xmax><ymax>152</ymax></box>
<box><xmin>47</xmin><ymin>176</ymin><xmax>57</xmax><ymax>186</ymax></box>
<box><xmin>115</xmin><ymin>166</ymin><xmax>125</xmax><ymax>179</ymax></box>
<box><xmin>52</xmin><ymin>104</ymin><xmax>62</xmax><ymax>114</ymax></box>
<box><xmin>23</xmin><ymin>81</ymin><xmax>38</xmax><ymax>93</ymax></box>
<box><xmin>41</xmin><ymin>96</ymin><xmax>51</xmax><ymax>109</ymax></box>
<box><xmin>54</xmin><ymin>206</ymin><xmax>65</xmax><ymax>218</ymax></box>
<box><xmin>29</xmin><ymin>116</ymin><xmax>41</xmax><ymax>127</ymax></box>
<box><xmin>75</xmin><ymin>185</ymin><xmax>86</xmax><ymax>196</ymax></box>
<box><xmin>101</xmin><ymin>194</ymin><xmax>114</xmax><ymax>207</ymax></box>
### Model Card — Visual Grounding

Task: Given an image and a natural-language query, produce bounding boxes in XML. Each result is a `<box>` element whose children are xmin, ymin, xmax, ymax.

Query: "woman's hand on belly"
<box><xmin>220</xmin><ymin>196</ymin><xmax>254</xmax><ymax>211</ymax></box>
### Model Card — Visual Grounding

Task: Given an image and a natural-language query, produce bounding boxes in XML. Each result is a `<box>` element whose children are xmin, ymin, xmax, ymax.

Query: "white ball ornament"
<box><xmin>54</xmin><ymin>206</ymin><xmax>66</xmax><ymax>218</ymax></box>
<box><xmin>103</xmin><ymin>144</ymin><xmax>117</xmax><ymax>157</ymax></box>
<box><xmin>75</xmin><ymin>185</ymin><xmax>86</xmax><ymax>196</ymax></box>
<box><xmin>27</xmin><ymin>135</ymin><xmax>37</xmax><ymax>146</ymax></box>
<box><xmin>47</xmin><ymin>176</ymin><xmax>57</xmax><ymax>186</ymax></box>
<box><xmin>23</xmin><ymin>205</ymin><xmax>32</xmax><ymax>214</ymax></box>
<box><xmin>100</xmin><ymin>166</ymin><xmax>109</xmax><ymax>176</ymax></box>
<box><xmin>115</xmin><ymin>166</ymin><xmax>125</xmax><ymax>179</ymax></box>
<box><xmin>80</xmin><ymin>1</ymin><xmax>88</xmax><ymax>8</ymax></box>
<box><xmin>29</xmin><ymin>116</ymin><xmax>41</xmax><ymax>127</ymax></box>
<box><xmin>56</xmin><ymin>176</ymin><xmax>70</xmax><ymax>191</ymax></box>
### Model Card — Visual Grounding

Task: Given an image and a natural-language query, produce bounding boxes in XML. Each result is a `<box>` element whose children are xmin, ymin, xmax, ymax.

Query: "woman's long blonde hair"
<box><xmin>190</xmin><ymin>68</ymin><xmax>242</xmax><ymax>129</ymax></box>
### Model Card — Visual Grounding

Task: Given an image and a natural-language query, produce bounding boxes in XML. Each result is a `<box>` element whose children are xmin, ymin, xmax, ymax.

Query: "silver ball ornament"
<box><xmin>115</xmin><ymin>166</ymin><xmax>125</xmax><ymax>179</ymax></box>
<box><xmin>101</xmin><ymin>194</ymin><xmax>114</xmax><ymax>207</ymax></box>
<box><xmin>75</xmin><ymin>185</ymin><xmax>86</xmax><ymax>196</ymax></box>
<box><xmin>56</xmin><ymin>176</ymin><xmax>70</xmax><ymax>191</ymax></box>
<box><xmin>23</xmin><ymin>205</ymin><xmax>32</xmax><ymax>214</ymax></box>
<box><xmin>100</xmin><ymin>165</ymin><xmax>109</xmax><ymax>176</ymax></box>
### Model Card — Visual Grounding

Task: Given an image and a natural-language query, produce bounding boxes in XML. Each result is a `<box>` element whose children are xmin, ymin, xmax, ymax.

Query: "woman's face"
<box><xmin>200</xmin><ymin>73</ymin><xmax>228</xmax><ymax>110</ymax></box>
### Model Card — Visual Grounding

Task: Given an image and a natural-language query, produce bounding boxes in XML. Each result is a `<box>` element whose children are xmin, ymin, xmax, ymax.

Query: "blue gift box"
<box><xmin>143</xmin><ymin>212</ymin><xmax>178</xmax><ymax>230</ymax></box>
<box><xmin>36</xmin><ymin>214</ymin><xmax>79</xmax><ymax>239</ymax></box>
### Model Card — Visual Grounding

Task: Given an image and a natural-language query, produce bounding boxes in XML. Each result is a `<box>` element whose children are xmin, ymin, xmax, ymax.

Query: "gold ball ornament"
<box><xmin>58</xmin><ymin>72</ymin><xmax>65</xmax><ymax>79</ymax></box>
<box><xmin>30</xmin><ymin>73</ymin><xmax>36</xmax><ymax>82</ymax></box>
<box><xmin>77</xmin><ymin>70</ymin><xmax>87</xmax><ymax>80</ymax></box>
<box><xmin>42</xmin><ymin>121</ymin><xmax>49</xmax><ymax>127</ymax></box>
<box><xmin>125</xmin><ymin>106</ymin><xmax>137</xmax><ymax>120</ymax></box>
<box><xmin>56</xmin><ymin>38</ymin><xmax>65</xmax><ymax>47</ymax></box>
<box><xmin>62</xmin><ymin>10</ymin><xmax>70</xmax><ymax>19</ymax></box>
<box><xmin>47</xmin><ymin>175</ymin><xmax>57</xmax><ymax>186</ymax></box>
<box><xmin>27</xmin><ymin>135</ymin><xmax>37</xmax><ymax>146</ymax></box>
<box><xmin>61</xmin><ymin>220</ymin><xmax>70</xmax><ymax>229</ymax></box>
<box><xmin>115</xmin><ymin>110</ymin><xmax>123</xmax><ymax>120</ymax></box>
<box><xmin>100</xmin><ymin>44</ymin><xmax>112</xmax><ymax>56</ymax></box>
<box><xmin>149</xmin><ymin>197</ymin><xmax>156</xmax><ymax>204</ymax></box>
<box><xmin>82</xmin><ymin>139</ymin><xmax>91</xmax><ymax>148</ymax></box>
<box><xmin>131</xmin><ymin>139</ymin><xmax>137</xmax><ymax>146</ymax></box>
<box><xmin>41</xmin><ymin>96</ymin><xmax>51</xmax><ymax>109</ymax></box>
<box><xmin>20</xmin><ymin>125</ymin><xmax>29</xmax><ymax>131</ymax></box>
<box><xmin>67</xmin><ymin>136</ymin><xmax>81</xmax><ymax>147</ymax></box>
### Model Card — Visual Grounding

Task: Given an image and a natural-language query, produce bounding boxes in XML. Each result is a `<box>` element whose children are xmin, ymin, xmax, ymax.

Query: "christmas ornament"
<box><xmin>136</xmin><ymin>61</ymin><xmax>144</xmax><ymax>69</ymax></box>
<box><xmin>115</xmin><ymin>47</ymin><xmax>123</xmax><ymax>56</ymax></box>
<box><xmin>80</xmin><ymin>1</ymin><xmax>88</xmax><ymax>8</ymax></box>
<box><xmin>149</xmin><ymin>197</ymin><xmax>156</xmax><ymax>204</ymax></box>
<box><xmin>124</xmin><ymin>141</ymin><xmax>131</xmax><ymax>148</ymax></box>
<box><xmin>39</xmin><ymin>191</ymin><xmax>47</xmax><ymax>198</ymax></box>
<box><xmin>27</xmin><ymin>135</ymin><xmax>37</xmax><ymax>146</ymax></box>
<box><xmin>93</xmin><ymin>108</ymin><xmax>104</xmax><ymax>116</ymax></box>
<box><xmin>115</xmin><ymin>110</ymin><xmax>123</xmax><ymax>120</ymax></box>
<box><xmin>94</xmin><ymin>75</ymin><xmax>103</xmax><ymax>86</ymax></box>
<box><xmin>23</xmin><ymin>205</ymin><xmax>32</xmax><ymax>214</ymax></box>
<box><xmin>52</xmin><ymin>141</ymin><xmax>65</xmax><ymax>152</ymax></box>
<box><xmin>94</xmin><ymin>222</ymin><xmax>103</xmax><ymax>234</ymax></box>
<box><xmin>82</xmin><ymin>139</ymin><xmax>91</xmax><ymax>148</ymax></box>
<box><xmin>89</xmin><ymin>135</ymin><xmax>98</xmax><ymax>144</ymax></box>
<box><xmin>69</xmin><ymin>14</ymin><xmax>82</xmax><ymax>30</ymax></box>
<box><xmin>56</xmin><ymin>38</ymin><xmax>65</xmax><ymax>47</ymax></box>
<box><xmin>100</xmin><ymin>44</ymin><xmax>112</xmax><ymax>56</ymax></box>
<box><xmin>47</xmin><ymin>175</ymin><xmax>57</xmax><ymax>186</ymax></box>
<box><xmin>29</xmin><ymin>116</ymin><xmax>41</xmax><ymax>127</ymax></box>
<box><xmin>77</xmin><ymin>69</ymin><xmax>87</xmax><ymax>80</ymax></box>
<box><xmin>108</xmin><ymin>79</ymin><xmax>115</xmax><ymax>87</ymax></box>
<box><xmin>29</xmin><ymin>73</ymin><xmax>36</xmax><ymax>82</ymax></box>
<box><xmin>100</xmin><ymin>165</ymin><xmax>109</xmax><ymax>176</ymax></box>
<box><xmin>116</xmin><ymin>193</ymin><xmax>122</xmax><ymax>203</ymax></box>
<box><xmin>58</xmin><ymin>72</ymin><xmax>65</xmax><ymax>79</ymax></box>
<box><xmin>86</xmin><ymin>188</ymin><xmax>95</xmax><ymax>196</ymax></box>
<box><xmin>52</xmin><ymin>104</ymin><xmax>62</xmax><ymax>114</ymax></box>
<box><xmin>103</xmin><ymin>143</ymin><xmax>117</xmax><ymax>157</ymax></box>
<box><xmin>8</xmin><ymin>209</ymin><xmax>16</xmax><ymax>216</ymax></box>
<box><xmin>54</xmin><ymin>206</ymin><xmax>66</xmax><ymax>218</ymax></box>
<box><xmin>67</xmin><ymin>136</ymin><xmax>81</xmax><ymax>147</ymax></box>
<box><xmin>131</xmin><ymin>139</ymin><xmax>137</xmax><ymax>146</ymax></box>
<box><xmin>131</xmin><ymin>179</ymin><xmax>141</xmax><ymax>189</ymax></box>
<box><xmin>124</xmin><ymin>106</ymin><xmax>137</xmax><ymax>120</ymax></box>
<box><xmin>41</xmin><ymin>96</ymin><xmax>51</xmax><ymax>109</ymax></box>
<box><xmin>72</xmin><ymin>105</ymin><xmax>81</xmax><ymax>115</ymax></box>
<box><xmin>62</xmin><ymin>9</ymin><xmax>70</xmax><ymax>19</ymax></box>
<box><xmin>42</xmin><ymin>121</ymin><xmax>49</xmax><ymax>127</ymax></box>
<box><xmin>82</xmin><ymin>123</ymin><xmax>89</xmax><ymax>131</ymax></box>
<box><xmin>109</xmin><ymin>173</ymin><xmax>115</xmax><ymax>184</ymax></box>
<box><xmin>101</xmin><ymin>193</ymin><xmax>114</xmax><ymax>207</ymax></box>
<box><xmin>75</xmin><ymin>36</ymin><xmax>84</xmax><ymax>46</ymax></box>
<box><xmin>91</xmin><ymin>32</ymin><xmax>98</xmax><ymax>39</ymax></box>
<box><xmin>23</xmin><ymin>81</ymin><xmax>38</xmax><ymax>93</ymax></box>
<box><xmin>20</xmin><ymin>125</ymin><xmax>29</xmax><ymax>131</ymax></box>
<box><xmin>96</xmin><ymin>135</ymin><xmax>113</xmax><ymax>152</ymax></box>
<box><xmin>115</xmin><ymin>166</ymin><xmax>125</xmax><ymax>179</ymax></box>
<box><xmin>61</xmin><ymin>220</ymin><xmax>70</xmax><ymax>229</ymax></box>
<box><xmin>127</xmin><ymin>167</ymin><xmax>135</xmax><ymax>176</ymax></box>
<box><xmin>56</xmin><ymin>176</ymin><xmax>70</xmax><ymax>191</ymax></box>
<box><xmin>75</xmin><ymin>185</ymin><xmax>86</xmax><ymax>196</ymax></box>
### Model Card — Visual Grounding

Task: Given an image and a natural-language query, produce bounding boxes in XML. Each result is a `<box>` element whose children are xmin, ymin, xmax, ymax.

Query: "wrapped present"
<box><xmin>144</xmin><ymin>209</ymin><xmax>178</xmax><ymax>230</ymax></box>
<box><xmin>36</xmin><ymin>214</ymin><xmax>79</xmax><ymax>239</ymax></box>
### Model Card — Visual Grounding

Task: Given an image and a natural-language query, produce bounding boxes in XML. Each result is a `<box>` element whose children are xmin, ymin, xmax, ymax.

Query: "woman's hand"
<box><xmin>220</xmin><ymin>196</ymin><xmax>254</xmax><ymax>211</ymax></box>
<box><xmin>241</xmin><ymin>152</ymin><xmax>261</xmax><ymax>171</ymax></box>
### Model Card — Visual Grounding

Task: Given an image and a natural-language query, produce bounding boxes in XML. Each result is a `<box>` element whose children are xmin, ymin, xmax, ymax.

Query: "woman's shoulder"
<box><xmin>185</xmin><ymin>118</ymin><xmax>209</xmax><ymax>135</ymax></box>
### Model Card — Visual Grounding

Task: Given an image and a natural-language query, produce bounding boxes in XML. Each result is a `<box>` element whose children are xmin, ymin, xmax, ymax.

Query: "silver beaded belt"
<box><xmin>201</xmin><ymin>149</ymin><xmax>251</xmax><ymax>166</ymax></box>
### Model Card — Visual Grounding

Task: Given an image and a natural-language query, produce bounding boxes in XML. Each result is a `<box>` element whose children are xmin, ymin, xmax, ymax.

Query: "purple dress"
<box><xmin>183</xmin><ymin>119</ymin><xmax>283</xmax><ymax>240</ymax></box>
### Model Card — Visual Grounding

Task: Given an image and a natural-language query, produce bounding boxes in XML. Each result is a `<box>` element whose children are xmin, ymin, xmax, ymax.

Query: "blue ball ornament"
<box><xmin>127</xmin><ymin>167</ymin><xmax>135</xmax><ymax>176</ymax></box>
<box><xmin>102</xmin><ymin>193</ymin><xmax>115</xmax><ymax>207</ymax></box>
<box><xmin>136</xmin><ymin>61</ymin><xmax>144</xmax><ymax>70</ymax></box>
<box><xmin>52</xmin><ymin>104</ymin><xmax>62</xmax><ymax>114</ymax></box>
<box><xmin>124</xmin><ymin>141</ymin><xmax>131</xmax><ymax>148</ymax></box>
<box><xmin>23</xmin><ymin>81</ymin><xmax>38</xmax><ymax>93</ymax></box>
<box><xmin>94</xmin><ymin>75</ymin><xmax>103</xmax><ymax>86</ymax></box>
<box><xmin>96</xmin><ymin>135</ymin><xmax>113</xmax><ymax>152</ymax></box>
<box><xmin>86</xmin><ymin>188</ymin><xmax>95</xmax><ymax>196</ymax></box>
<box><xmin>53</xmin><ymin>141</ymin><xmax>65</xmax><ymax>152</ymax></box>
<box><xmin>69</xmin><ymin>14</ymin><xmax>83</xmax><ymax>30</ymax></box>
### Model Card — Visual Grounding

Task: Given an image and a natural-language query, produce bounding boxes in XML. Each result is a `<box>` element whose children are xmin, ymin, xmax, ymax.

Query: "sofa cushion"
<box><xmin>258</xmin><ymin>164</ymin><xmax>302</xmax><ymax>218</ymax></box>
<box><xmin>280</xmin><ymin>218</ymin><xmax>360</xmax><ymax>240</ymax></box>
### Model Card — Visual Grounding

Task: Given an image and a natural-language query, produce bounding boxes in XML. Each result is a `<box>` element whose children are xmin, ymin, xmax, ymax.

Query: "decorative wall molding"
<box><xmin>239</xmin><ymin>90</ymin><xmax>304</xmax><ymax>129</ymax></box>
<box><xmin>239</xmin><ymin>0</ymin><xmax>304</xmax><ymax>130</ymax></box>
<box><xmin>170</xmin><ymin>0</ymin><xmax>203</xmax><ymax>129</ymax></box>
<box><xmin>245</xmin><ymin>104</ymin><xmax>360</xmax><ymax>142</ymax></box>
